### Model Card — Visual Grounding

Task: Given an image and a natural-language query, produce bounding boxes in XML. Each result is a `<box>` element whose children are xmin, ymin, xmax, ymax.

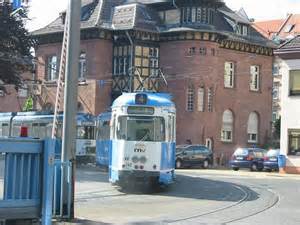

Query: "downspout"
<box><xmin>126</xmin><ymin>31</ymin><xmax>134</xmax><ymax>92</ymax></box>
<box><xmin>9</xmin><ymin>113</ymin><xmax>16</xmax><ymax>137</ymax></box>
<box><xmin>172</xmin><ymin>0</ymin><xmax>178</xmax><ymax>8</ymax></box>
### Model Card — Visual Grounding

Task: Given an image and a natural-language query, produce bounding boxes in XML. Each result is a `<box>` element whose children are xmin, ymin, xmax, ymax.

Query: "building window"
<box><xmin>197</xmin><ymin>87</ymin><xmax>205</xmax><ymax>112</ymax></box>
<box><xmin>242</xmin><ymin>25</ymin><xmax>248</xmax><ymax>36</ymax></box>
<box><xmin>289</xmin><ymin>70</ymin><xmax>300</xmax><ymax>96</ymax></box>
<box><xmin>134</xmin><ymin>46</ymin><xmax>159</xmax><ymax>77</ymax></box>
<box><xmin>288</xmin><ymin>130</ymin><xmax>300</xmax><ymax>156</ymax></box>
<box><xmin>250</xmin><ymin>65</ymin><xmax>260</xmax><ymax>91</ymax></box>
<box><xmin>113</xmin><ymin>45</ymin><xmax>131</xmax><ymax>76</ymax></box>
<box><xmin>207</xmin><ymin>87</ymin><xmax>213</xmax><ymax>112</ymax></box>
<box><xmin>236</xmin><ymin>24</ymin><xmax>248</xmax><ymax>36</ymax></box>
<box><xmin>224</xmin><ymin>62</ymin><xmax>235</xmax><ymax>88</ymax></box>
<box><xmin>211</xmin><ymin>48</ymin><xmax>215</xmax><ymax>56</ymax></box>
<box><xmin>273</xmin><ymin>64</ymin><xmax>280</xmax><ymax>76</ymax></box>
<box><xmin>199</xmin><ymin>47</ymin><xmax>207</xmax><ymax>55</ymax></box>
<box><xmin>181</xmin><ymin>7</ymin><xmax>213</xmax><ymax>24</ymax></box>
<box><xmin>273</xmin><ymin>83</ymin><xmax>280</xmax><ymax>100</ymax></box>
<box><xmin>79</xmin><ymin>52</ymin><xmax>87</xmax><ymax>79</ymax></box>
<box><xmin>247</xmin><ymin>112</ymin><xmax>259</xmax><ymax>143</ymax></box>
<box><xmin>221</xmin><ymin>110</ymin><xmax>234</xmax><ymax>142</ymax></box>
<box><xmin>187</xmin><ymin>86</ymin><xmax>194</xmax><ymax>112</ymax></box>
<box><xmin>188</xmin><ymin>47</ymin><xmax>196</xmax><ymax>55</ymax></box>
<box><xmin>46</xmin><ymin>55</ymin><xmax>58</xmax><ymax>81</ymax></box>
<box><xmin>18</xmin><ymin>84</ymin><xmax>28</xmax><ymax>98</ymax></box>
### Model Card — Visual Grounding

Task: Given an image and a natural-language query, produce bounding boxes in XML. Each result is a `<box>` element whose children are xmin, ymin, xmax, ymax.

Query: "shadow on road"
<box><xmin>78</xmin><ymin>165</ymin><xmax>259</xmax><ymax>203</ymax></box>
<box><xmin>160</xmin><ymin>174</ymin><xmax>259</xmax><ymax>202</ymax></box>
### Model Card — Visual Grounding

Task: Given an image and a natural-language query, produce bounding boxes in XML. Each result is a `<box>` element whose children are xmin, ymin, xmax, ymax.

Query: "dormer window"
<box><xmin>181</xmin><ymin>7</ymin><xmax>214</xmax><ymax>25</ymax></box>
<box><xmin>236</xmin><ymin>24</ymin><xmax>248</xmax><ymax>36</ymax></box>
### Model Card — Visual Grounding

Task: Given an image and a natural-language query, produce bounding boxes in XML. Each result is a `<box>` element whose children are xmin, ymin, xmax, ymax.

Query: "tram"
<box><xmin>0</xmin><ymin>111</ymin><xmax>96</xmax><ymax>156</ymax></box>
<box><xmin>96</xmin><ymin>92</ymin><xmax>176</xmax><ymax>188</ymax></box>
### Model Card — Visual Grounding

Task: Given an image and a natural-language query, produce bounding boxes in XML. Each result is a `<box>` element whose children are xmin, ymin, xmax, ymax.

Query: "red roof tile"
<box><xmin>254</xmin><ymin>14</ymin><xmax>300</xmax><ymax>40</ymax></box>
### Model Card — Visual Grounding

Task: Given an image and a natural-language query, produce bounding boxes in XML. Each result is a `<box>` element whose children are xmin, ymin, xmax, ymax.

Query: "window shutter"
<box><xmin>247</xmin><ymin>112</ymin><xmax>258</xmax><ymax>134</ymax></box>
<box><xmin>222</xmin><ymin>110</ymin><xmax>233</xmax><ymax>131</ymax></box>
<box><xmin>197</xmin><ymin>87</ymin><xmax>205</xmax><ymax>112</ymax></box>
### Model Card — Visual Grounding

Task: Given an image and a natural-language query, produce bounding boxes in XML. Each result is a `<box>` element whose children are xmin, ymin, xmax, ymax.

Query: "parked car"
<box><xmin>263</xmin><ymin>149</ymin><xmax>280</xmax><ymax>172</ymax></box>
<box><xmin>175</xmin><ymin>145</ymin><xmax>213</xmax><ymax>169</ymax></box>
<box><xmin>230</xmin><ymin>148</ymin><xmax>267</xmax><ymax>171</ymax></box>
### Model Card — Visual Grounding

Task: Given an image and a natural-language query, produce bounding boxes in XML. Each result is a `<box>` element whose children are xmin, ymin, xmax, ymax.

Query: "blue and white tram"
<box><xmin>97</xmin><ymin>92</ymin><xmax>176</xmax><ymax>188</ymax></box>
<box><xmin>0</xmin><ymin>111</ymin><xmax>96</xmax><ymax>156</ymax></box>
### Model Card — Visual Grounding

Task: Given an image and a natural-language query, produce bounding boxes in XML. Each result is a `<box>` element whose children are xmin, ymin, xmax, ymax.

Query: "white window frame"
<box><xmin>250</xmin><ymin>65</ymin><xmax>260</xmax><ymax>91</ymax></box>
<box><xmin>247</xmin><ymin>112</ymin><xmax>259</xmax><ymax>143</ymax></box>
<box><xmin>224</xmin><ymin>62</ymin><xmax>235</xmax><ymax>88</ymax></box>
<box><xmin>207</xmin><ymin>87</ymin><xmax>213</xmax><ymax>112</ymax></box>
<box><xmin>79</xmin><ymin>52</ymin><xmax>87</xmax><ymax>79</ymax></box>
<box><xmin>187</xmin><ymin>86</ymin><xmax>194</xmax><ymax>112</ymax></box>
<box><xmin>221</xmin><ymin>110</ymin><xmax>233</xmax><ymax>142</ymax></box>
<box><xmin>47</xmin><ymin>55</ymin><xmax>58</xmax><ymax>81</ymax></box>
<box><xmin>242</xmin><ymin>25</ymin><xmax>248</xmax><ymax>36</ymax></box>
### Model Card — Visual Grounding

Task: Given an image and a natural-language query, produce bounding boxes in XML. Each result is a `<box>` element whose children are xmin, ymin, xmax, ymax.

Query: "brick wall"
<box><xmin>160</xmin><ymin>40</ymin><xmax>273</xmax><ymax>159</ymax></box>
<box><xmin>34</xmin><ymin>39</ymin><xmax>113</xmax><ymax>115</ymax></box>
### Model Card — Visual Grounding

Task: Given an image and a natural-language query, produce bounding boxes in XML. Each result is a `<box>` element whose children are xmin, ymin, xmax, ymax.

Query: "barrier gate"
<box><xmin>0</xmin><ymin>138</ymin><xmax>69</xmax><ymax>225</ymax></box>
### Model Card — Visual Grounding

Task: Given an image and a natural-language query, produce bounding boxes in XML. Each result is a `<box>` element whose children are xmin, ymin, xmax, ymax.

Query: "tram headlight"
<box><xmin>140</xmin><ymin>156</ymin><xmax>147</xmax><ymax>164</ymax></box>
<box><xmin>132</xmin><ymin>156</ymin><xmax>139</xmax><ymax>163</ymax></box>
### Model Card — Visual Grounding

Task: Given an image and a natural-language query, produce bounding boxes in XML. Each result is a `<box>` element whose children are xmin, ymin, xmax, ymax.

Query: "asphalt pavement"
<box><xmin>70</xmin><ymin>166</ymin><xmax>300</xmax><ymax>225</ymax></box>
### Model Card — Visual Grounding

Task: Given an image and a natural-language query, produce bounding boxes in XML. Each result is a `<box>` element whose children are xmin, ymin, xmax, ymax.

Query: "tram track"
<box><xmin>166</xmin><ymin>181</ymin><xmax>280</xmax><ymax>224</ymax></box>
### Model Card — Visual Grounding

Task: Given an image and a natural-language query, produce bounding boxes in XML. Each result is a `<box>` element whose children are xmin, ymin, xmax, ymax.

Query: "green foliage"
<box><xmin>274</xmin><ymin>117</ymin><xmax>281</xmax><ymax>138</ymax></box>
<box><xmin>22</xmin><ymin>96</ymin><xmax>33</xmax><ymax>111</ymax></box>
<box><xmin>0</xmin><ymin>3</ymin><xmax>36</xmax><ymax>89</ymax></box>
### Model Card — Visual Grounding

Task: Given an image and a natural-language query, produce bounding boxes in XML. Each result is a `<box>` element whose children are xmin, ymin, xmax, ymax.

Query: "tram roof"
<box><xmin>12</xmin><ymin>112</ymin><xmax>95</xmax><ymax>125</ymax></box>
<box><xmin>112</xmin><ymin>92</ymin><xmax>175</xmax><ymax>108</ymax></box>
<box><xmin>0</xmin><ymin>112</ymin><xmax>16</xmax><ymax>122</ymax></box>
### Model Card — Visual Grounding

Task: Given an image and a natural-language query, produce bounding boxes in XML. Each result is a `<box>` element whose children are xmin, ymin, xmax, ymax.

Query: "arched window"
<box><xmin>187</xmin><ymin>85</ymin><xmax>194</xmax><ymax>112</ymax></box>
<box><xmin>247</xmin><ymin>112</ymin><xmax>259</xmax><ymax>143</ymax></box>
<box><xmin>221</xmin><ymin>110</ymin><xmax>234</xmax><ymax>142</ymax></box>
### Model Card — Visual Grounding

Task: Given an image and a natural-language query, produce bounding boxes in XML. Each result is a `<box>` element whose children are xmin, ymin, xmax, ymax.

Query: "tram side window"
<box><xmin>39</xmin><ymin>123</ymin><xmax>48</xmax><ymax>139</ymax></box>
<box><xmin>99</xmin><ymin>121</ymin><xmax>110</xmax><ymax>140</ymax></box>
<box><xmin>12</xmin><ymin>124</ymin><xmax>21</xmax><ymax>137</ymax></box>
<box><xmin>1</xmin><ymin>123</ymin><xmax>9</xmax><ymax>136</ymax></box>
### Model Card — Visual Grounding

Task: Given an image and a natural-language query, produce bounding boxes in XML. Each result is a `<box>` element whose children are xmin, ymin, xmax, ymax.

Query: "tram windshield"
<box><xmin>117</xmin><ymin>116</ymin><xmax>165</xmax><ymax>142</ymax></box>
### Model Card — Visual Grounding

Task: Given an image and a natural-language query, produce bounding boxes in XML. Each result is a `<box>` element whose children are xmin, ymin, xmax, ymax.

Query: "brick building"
<box><xmin>1</xmin><ymin>0</ymin><xmax>275</xmax><ymax>162</ymax></box>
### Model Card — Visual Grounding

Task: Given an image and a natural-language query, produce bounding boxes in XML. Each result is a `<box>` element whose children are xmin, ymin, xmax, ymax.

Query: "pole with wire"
<box><xmin>60</xmin><ymin>0</ymin><xmax>81</xmax><ymax>219</ymax></box>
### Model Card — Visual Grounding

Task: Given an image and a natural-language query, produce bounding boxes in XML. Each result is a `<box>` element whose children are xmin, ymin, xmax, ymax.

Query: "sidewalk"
<box><xmin>177</xmin><ymin>168</ymin><xmax>300</xmax><ymax>180</ymax></box>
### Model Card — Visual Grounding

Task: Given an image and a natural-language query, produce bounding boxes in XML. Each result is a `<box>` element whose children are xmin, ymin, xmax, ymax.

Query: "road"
<box><xmin>74</xmin><ymin>166</ymin><xmax>300</xmax><ymax>225</ymax></box>
<box><xmin>1</xmin><ymin>159</ymin><xmax>300</xmax><ymax>225</ymax></box>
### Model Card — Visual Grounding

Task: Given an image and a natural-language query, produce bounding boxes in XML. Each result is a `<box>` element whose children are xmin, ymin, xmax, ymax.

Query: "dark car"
<box><xmin>175</xmin><ymin>145</ymin><xmax>213</xmax><ymax>169</ymax></box>
<box><xmin>263</xmin><ymin>149</ymin><xmax>280</xmax><ymax>172</ymax></box>
<box><xmin>230</xmin><ymin>148</ymin><xmax>267</xmax><ymax>171</ymax></box>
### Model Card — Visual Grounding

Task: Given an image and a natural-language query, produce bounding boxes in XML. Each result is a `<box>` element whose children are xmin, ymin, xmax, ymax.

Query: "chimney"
<box><xmin>60</xmin><ymin>12</ymin><xmax>66</xmax><ymax>24</ymax></box>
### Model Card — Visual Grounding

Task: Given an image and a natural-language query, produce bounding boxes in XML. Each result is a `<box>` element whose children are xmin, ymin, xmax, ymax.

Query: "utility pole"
<box><xmin>61</xmin><ymin>0</ymin><xmax>81</xmax><ymax>219</ymax></box>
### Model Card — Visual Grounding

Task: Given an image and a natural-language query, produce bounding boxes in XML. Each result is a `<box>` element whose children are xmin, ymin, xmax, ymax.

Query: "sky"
<box><xmin>26</xmin><ymin>0</ymin><xmax>300</xmax><ymax>31</ymax></box>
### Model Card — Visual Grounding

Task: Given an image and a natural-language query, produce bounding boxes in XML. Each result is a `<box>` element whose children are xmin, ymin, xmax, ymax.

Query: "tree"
<box><xmin>0</xmin><ymin>2</ymin><xmax>36</xmax><ymax>91</ymax></box>
<box><xmin>274</xmin><ymin>117</ymin><xmax>281</xmax><ymax>139</ymax></box>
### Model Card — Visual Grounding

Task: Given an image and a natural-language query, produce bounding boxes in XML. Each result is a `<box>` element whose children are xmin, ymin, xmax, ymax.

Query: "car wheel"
<box><xmin>233</xmin><ymin>167</ymin><xmax>239</xmax><ymax>171</ymax></box>
<box><xmin>203</xmin><ymin>160</ymin><xmax>209</xmax><ymax>169</ymax></box>
<box><xmin>176</xmin><ymin>160</ymin><xmax>182</xmax><ymax>169</ymax></box>
<box><xmin>257</xmin><ymin>167</ymin><xmax>264</xmax><ymax>172</ymax></box>
<box><xmin>250</xmin><ymin>163</ymin><xmax>257</xmax><ymax>171</ymax></box>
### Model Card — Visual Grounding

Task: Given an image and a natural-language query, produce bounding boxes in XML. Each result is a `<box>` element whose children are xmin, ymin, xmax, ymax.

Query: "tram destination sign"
<box><xmin>127</xmin><ymin>106</ymin><xmax>154</xmax><ymax>115</ymax></box>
